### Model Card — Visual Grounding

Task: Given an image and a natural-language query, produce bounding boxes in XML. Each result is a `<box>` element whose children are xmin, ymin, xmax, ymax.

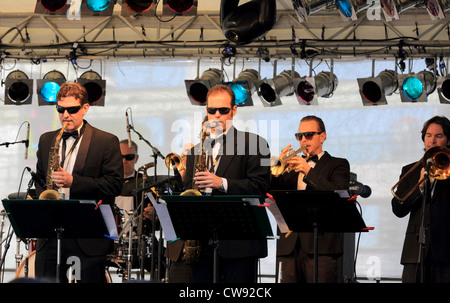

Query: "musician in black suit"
<box><xmin>35</xmin><ymin>82</ymin><xmax>123</xmax><ymax>283</ymax></box>
<box><xmin>271</xmin><ymin>115</ymin><xmax>350</xmax><ymax>283</ymax></box>
<box><xmin>183</xmin><ymin>84</ymin><xmax>271</xmax><ymax>283</ymax></box>
<box><xmin>392</xmin><ymin>115</ymin><xmax>450</xmax><ymax>283</ymax></box>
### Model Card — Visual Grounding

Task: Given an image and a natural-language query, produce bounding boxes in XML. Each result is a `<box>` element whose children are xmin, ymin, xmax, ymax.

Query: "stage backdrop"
<box><xmin>0</xmin><ymin>57</ymin><xmax>447</xmax><ymax>282</ymax></box>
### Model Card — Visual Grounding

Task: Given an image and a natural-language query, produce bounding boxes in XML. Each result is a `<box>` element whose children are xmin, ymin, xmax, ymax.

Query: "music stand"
<box><xmin>270</xmin><ymin>190</ymin><xmax>369</xmax><ymax>283</ymax></box>
<box><xmin>161</xmin><ymin>195</ymin><xmax>273</xmax><ymax>283</ymax></box>
<box><xmin>2</xmin><ymin>199</ymin><xmax>116</xmax><ymax>282</ymax></box>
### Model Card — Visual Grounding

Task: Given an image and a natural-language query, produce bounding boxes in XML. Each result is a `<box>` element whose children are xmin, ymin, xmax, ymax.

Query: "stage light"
<box><xmin>121</xmin><ymin>0</ymin><xmax>155</xmax><ymax>17</ymax></box>
<box><xmin>398</xmin><ymin>71</ymin><xmax>436</xmax><ymax>102</ymax></box>
<box><xmin>425</xmin><ymin>0</ymin><xmax>447</xmax><ymax>20</ymax></box>
<box><xmin>162</xmin><ymin>0</ymin><xmax>198</xmax><ymax>17</ymax></box>
<box><xmin>292</xmin><ymin>0</ymin><xmax>329</xmax><ymax>22</ymax></box>
<box><xmin>437</xmin><ymin>76</ymin><xmax>450</xmax><ymax>104</ymax></box>
<box><xmin>220</xmin><ymin>0</ymin><xmax>276</xmax><ymax>45</ymax></box>
<box><xmin>223</xmin><ymin>69</ymin><xmax>260</xmax><ymax>106</ymax></box>
<box><xmin>81</xmin><ymin>0</ymin><xmax>115</xmax><ymax>16</ymax></box>
<box><xmin>77</xmin><ymin>70</ymin><xmax>106</xmax><ymax>106</ymax></box>
<box><xmin>293</xmin><ymin>72</ymin><xmax>338</xmax><ymax>105</ymax></box>
<box><xmin>380</xmin><ymin>0</ymin><xmax>417</xmax><ymax>21</ymax></box>
<box><xmin>35</xmin><ymin>0</ymin><xmax>70</xmax><ymax>15</ymax></box>
<box><xmin>335</xmin><ymin>0</ymin><xmax>370</xmax><ymax>20</ymax></box>
<box><xmin>37</xmin><ymin>70</ymin><xmax>66</xmax><ymax>106</ymax></box>
<box><xmin>185</xmin><ymin>68</ymin><xmax>224</xmax><ymax>106</ymax></box>
<box><xmin>357</xmin><ymin>70</ymin><xmax>397</xmax><ymax>106</ymax></box>
<box><xmin>258</xmin><ymin>70</ymin><xmax>299</xmax><ymax>107</ymax></box>
<box><xmin>3</xmin><ymin>70</ymin><xmax>33</xmax><ymax>105</ymax></box>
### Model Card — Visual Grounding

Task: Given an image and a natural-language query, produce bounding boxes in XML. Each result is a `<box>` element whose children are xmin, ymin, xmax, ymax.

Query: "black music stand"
<box><xmin>1</xmin><ymin>199</ymin><xmax>115</xmax><ymax>283</ymax></box>
<box><xmin>161</xmin><ymin>195</ymin><xmax>273</xmax><ymax>283</ymax></box>
<box><xmin>270</xmin><ymin>190</ymin><xmax>369</xmax><ymax>283</ymax></box>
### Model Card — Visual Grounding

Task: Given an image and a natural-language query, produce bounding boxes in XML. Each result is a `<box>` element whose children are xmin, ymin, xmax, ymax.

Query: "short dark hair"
<box><xmin>207</xmin><ymin>84</ymin><xmax>235</xmax><ymax>107</ymax></box>
<box><xmin>57</xmin><ymin>82</ymin><xmax>88</xmax><ymax>105</ymax></box>
<box><xmin>301</xmin><ymin>115</ymin><xmax>326</xmax><ymax>133</ymax></box>
<box><xmin>421</xmin><ymin>116</ymin><xmax>450</xmax><ymax>142</ymax></box>
<box><xmin>120</xmin><ymin>139</ymin><xmax>138</xmax><ymax>154</ymax></box>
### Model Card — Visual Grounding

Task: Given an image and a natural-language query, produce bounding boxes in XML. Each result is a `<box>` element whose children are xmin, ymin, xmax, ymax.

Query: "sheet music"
<box><xmin>264</xmin><ymin>198</ymin><xmax>290</xmax><ymax>233</ymax></box>
<box><xmin>147</xmin><ymin>193</ymin><xmax>177</xmax><ymax>241</ymax></box>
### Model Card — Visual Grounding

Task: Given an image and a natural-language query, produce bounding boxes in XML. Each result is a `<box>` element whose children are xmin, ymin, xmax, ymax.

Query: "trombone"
<box><xmin>391</xmin><ymin>146</ymin><xmax>450</xmax><ymax>203</ymax></box>
<box><xmin>271</xmin><ymin>145</ymin><xmax>310</xmax><ymax>176</ymax></box>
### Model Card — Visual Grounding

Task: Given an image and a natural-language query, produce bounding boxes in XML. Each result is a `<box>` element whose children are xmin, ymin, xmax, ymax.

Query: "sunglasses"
<box><xmin>207</xmin><ymin>107</ymin><xmax>232</xmax><ymax>115</ymax></box>
<box><xmin>122</xmin><ymin>154</ymin><xmax>136</xmax><ymax>161</ymax></box>
<box><xmin>56</xmin><ymin>105</ymin><xmax>82</xmax><ymax>114</ymax></box>
<box><xmin>295</xmin><ymin>131</ymin><xmax>323</xmax><ymax>141</ymax></box>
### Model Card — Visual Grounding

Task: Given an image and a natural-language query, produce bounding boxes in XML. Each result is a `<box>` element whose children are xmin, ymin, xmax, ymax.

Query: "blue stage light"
<box><xmin>336</xmin><ymin>0</ymin><xmax>353</xmax><ymax>18</ymax></box>
<box><xmin>401</xmin><ymin>76</ymin><xmax>423</xmax><ymax>100</ymax></box>
<box><xmin>230</xmin><ymin>82</ymin><xmax>249</xmax><ymax>105</ymax></box>
<box><xmin>87</xmin><ymin>0</ymin><xmax>111</xmax><ymax>12</ymax></box>
<box><xmin>39</xmin><ymin>81</ymin><xmax>61</xmax><ymax>103</ymax></box>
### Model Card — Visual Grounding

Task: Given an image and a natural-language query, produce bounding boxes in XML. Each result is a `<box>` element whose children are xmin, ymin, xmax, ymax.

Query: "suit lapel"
<box><xmin>73</xmin><ymin>122</ymin><xmax>92</xmax><ymax>174</ymax></box>
<box><xmin>214</xmin><ymin>126</ymin><xmax>237</xmax><ymax>177</ymax></box>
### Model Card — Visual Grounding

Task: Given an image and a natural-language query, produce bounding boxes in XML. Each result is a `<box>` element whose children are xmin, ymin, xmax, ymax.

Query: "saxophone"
<box><xmin>180</xmin><ymin>121</ymin><xmax>212</xmax><ymax>264</ymax></box>
<box><xmin>39</xmin><ymin>122</ymin><xmax>68</xmax><ymax>200</ymax></box>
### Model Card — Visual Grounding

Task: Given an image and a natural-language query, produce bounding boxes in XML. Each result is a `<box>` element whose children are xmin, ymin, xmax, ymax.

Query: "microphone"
<box><xmin>26</xmin><ymin>167</ymin><xmax>45</xmax><ymax>188</ymax></box>
<box><xmin>25</xmin><ymin>122</ymin><xmax>30</xmax><ymax>159</ymax></box>
<box><xmin>139</xmin><ymin>162</ymin><xmax>155</xmax><ymax>170</ymax></box>
<box><xmin>171</xmin><ymin>158</ymin><xmax>184</xmax><ymax>191</ymax></box>
<box><xmin>349</xmin><ymin>180</ymin><xmax>372</xmax><ymax>198</ymax></box>
<box><xmin>126</xmin><ymin>112</ymin><xmax>132</xmax><ymax>148</ymax></box>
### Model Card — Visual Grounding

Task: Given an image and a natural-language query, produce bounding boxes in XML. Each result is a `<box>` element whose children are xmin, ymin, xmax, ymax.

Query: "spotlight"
<box><xmin>81</xmin><ymin>0</ymin><xmax>115</xmax><ymax>16</ymax></box>
<box><xmin>293</xmin><ymin>72</ymin><xmax>338</xmax><ymax>105</ymax></box>
<box><xmin>425</xmin><ymin>0</ymin><xmax>447</xmax><ymax>20</ymax></box>
<box><xmin>77</xmin><ymin>70</ymin><xmax>106</xmax><ymax>106</ymax></box>
<box><xmin>398</xmin><ymin>71</ymin><xmax>436</xmax><ymax>102</ymax></box>
<box><xmin>336</xmin><ymin>0</ymin><xmax>370</xmax><ymax>21</ymax></box>
<box><xmin>258</xmin><ymin>70</ymin><xmax>299</xmax><ymax>107</ymax></box>
<box><xmin>162</xmin><ymin>0</ymin><xmax>198</xmax><ymax>16</ymax></box>
<box><xmin>437</xmin><ymin>76</ymin><xmax>450</xmax><ymax>104</ymax></box>
<box><xmin>185</xmin><ymin>68</ymin><xmax>224</xmax><ymax>106</ymax></box>
<box><xmin>292</xmin><ymin>0</ymin><xmax>329</xmax><ymax>22</ymax></box>
<box><xmin>35</xmin><ymin>0</ymin><xmax>69</xmax><ymax>15</ymax></box>
<box><xmin>220</xmin><ymin>0</ymin><xmax>276</xmax><ymax>45</ymax></box>
<box><xmin>3</xmin><ymin>70</ymin><xmax>33</xmax><ymax>105</ymax></box>
<box><xmin>380</xmin><ymin>0</ymin><xmax>417</xmax><ymax>21</ymax></box>
<box><xmin>121</xmin><ymin>0</ymin><xmax>155</xmax><ymax>17</ymax></box>
<box><xmin>224</xmin><ymin>69</ymin><xmax>260</xmax><ymax>106</ymax></box>
<box><xmin>37</xmin><ymin>70</ymin><xmax>66</xmax><ymax>106</ymax></box>
<box><xmin>357</xmin><ymin>70</ymin><xmax>397</xmax><ymax>106</ymax></box>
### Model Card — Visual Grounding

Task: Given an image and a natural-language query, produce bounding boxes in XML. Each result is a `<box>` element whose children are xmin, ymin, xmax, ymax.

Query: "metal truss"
<box><xmin>0</xmin><ymin>8</ymin><xmax>449</xmax><ymax>62</ymax></box>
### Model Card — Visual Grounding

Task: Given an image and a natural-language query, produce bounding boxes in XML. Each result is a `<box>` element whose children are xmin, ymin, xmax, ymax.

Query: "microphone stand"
<box><xmin>129</xmin><ymin>125</ymin><xmax>165</xmax><ymax>282</ymax></box>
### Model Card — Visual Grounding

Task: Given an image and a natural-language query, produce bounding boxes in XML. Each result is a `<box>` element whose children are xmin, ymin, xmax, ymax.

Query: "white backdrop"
<box><xmin>0</xmin><ymin>57</ymin><xmax>448</xmax><ymax>282</ymax></box>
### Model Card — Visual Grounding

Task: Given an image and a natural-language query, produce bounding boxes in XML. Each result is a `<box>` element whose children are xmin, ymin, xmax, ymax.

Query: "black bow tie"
<box><xmin>304</xmin><ymin>154</ymin><xmax>319</xmax><ymax>163</ymax></box>
<box><xmin>62</xmin><ymin>131</ymin><xmax>78</xmax><ymax>140</ymax></box>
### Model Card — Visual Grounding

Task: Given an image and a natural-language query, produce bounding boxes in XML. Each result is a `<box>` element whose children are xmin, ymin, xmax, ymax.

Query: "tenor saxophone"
<box><xmin>39</xmin><ymin>122</ymin><xmax>69</xmax><ymax>200</ymax></box>
<box><xmin>180</xmin><ymin>122</ymin><xmax>211</xmax><ymax>264</ymax></box>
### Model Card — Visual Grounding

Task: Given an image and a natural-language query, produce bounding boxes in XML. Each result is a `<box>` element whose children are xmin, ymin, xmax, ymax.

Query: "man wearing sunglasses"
<box><xmin>183</xmin><ymin>84</ymin><xmax>271</xmax><ymax>283</ymax></box>
<box><xmin>271</xmin><ymin>115</ymin><xmax>350</xmax><ymax>283</ymax></box>
<box><xmin>35</xmin><ymin>82</ymin><xmax>123</xmax><ymax>283</ymax></box>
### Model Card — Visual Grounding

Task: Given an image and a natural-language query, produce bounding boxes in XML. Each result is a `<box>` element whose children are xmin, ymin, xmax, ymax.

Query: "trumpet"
<box><xmin>271</xmin><ymin>145</ymin><xmax>310</xmax><ymax>176</ymax></box>
<box><xmin>391</xmin><ymin>145</ymin><xmax>450</xmax><ymax>203</ymax></box>
<box><xmin>164</xmin><ymin>152</ymin><xmax>185</xmax><ymax>172</ymax></box>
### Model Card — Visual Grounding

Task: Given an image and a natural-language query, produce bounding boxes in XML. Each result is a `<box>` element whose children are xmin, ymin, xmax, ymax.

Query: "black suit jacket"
<box><xmin>392</xmin><ymin>161</ymin><xmax>450</xmax><ymax>264</ymax></box>
<box><xmin>271</xmin><ymin>151</ymin><xmax>350</xmax><ymax>255</ymax></box>
<box><xmin>182</xmin><ymin>126</ymin><xmax>271</xmax><ymax>259</ymax></box>
<box><xmin>35</xmin><ymin>121</ymin><xmax>123</xmax><ymax>256</ymax></box>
